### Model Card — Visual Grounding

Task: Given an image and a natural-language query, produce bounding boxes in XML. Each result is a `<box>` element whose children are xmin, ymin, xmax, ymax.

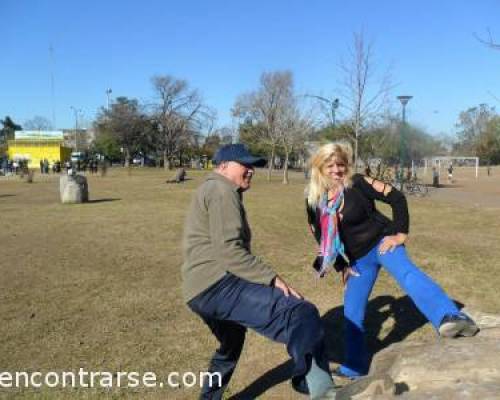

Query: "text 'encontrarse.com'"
<box><xmin>0</xmin><ymin>369</ymin><xmax>222</xmax><ymax>389</ymax></box>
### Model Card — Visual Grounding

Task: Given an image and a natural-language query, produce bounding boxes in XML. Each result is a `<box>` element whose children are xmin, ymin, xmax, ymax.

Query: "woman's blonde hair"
<box><xmin>307</xmin><ymin>141</ymin><xmax>353</xmax><ymax>207</ymax></box>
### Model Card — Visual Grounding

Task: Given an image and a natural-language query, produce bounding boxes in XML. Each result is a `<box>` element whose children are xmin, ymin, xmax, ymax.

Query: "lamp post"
<box><xmin>105</xmin><ymin>88</ymin><xmax>112</xmax><ymax>111</ymax></box>
<box><xmin>306</xmin><ymin>95</ymin><xmax>340</xmax><ymax>127</ymax></box>
<box><xmin>70</xmin><ymin>106</ymin><xmax>82</xmax><ymax>152</ymax></box>
<box><xmin>396</xmin><ymin>95</ymin><xmax>412</xmax><ymax>186</ymax></box>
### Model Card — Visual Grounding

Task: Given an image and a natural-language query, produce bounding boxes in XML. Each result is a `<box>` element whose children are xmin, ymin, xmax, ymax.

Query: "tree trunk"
<box><xmin>354</xmin><ymin>124</ymin><xmax>360</xmax><ymax>172</ymax></box>
<box><xmin>282</xmin><ymin>149</ymin><xmax>289</xmax><ymax>184</ymax></box>
<box><xmin>163</xmin><ymin>150</ymin><xmax>169</xmax><ymax>171</ymax></box>
<box><xmin>124</xmin><ymin>148</ymin><xmax>130</xmax><ymax>168</ymax></box>
<box><xmin>267</xmin><ymin>145</ymin><xmax>275</xmax><ymax>181</ymax></box>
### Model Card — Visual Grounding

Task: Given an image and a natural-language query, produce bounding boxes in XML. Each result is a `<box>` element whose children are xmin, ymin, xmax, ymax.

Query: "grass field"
<box><xmin>1</xmin><ymin>167</ymin><xmax>499</xmax><ymax>399</ymax></box>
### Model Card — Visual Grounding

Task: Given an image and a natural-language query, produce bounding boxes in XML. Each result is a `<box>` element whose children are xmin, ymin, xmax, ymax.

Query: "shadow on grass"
<box><xmin>0</xmin><ymin>194</ymin><xmax>15</xmax><ymax>198</ymax></box>
<box><xmin>87</xmin><ymin>198</ymin><xmax>121</xmax><ymax>204</ymax></box>
<box><xmin>165</xmin><ymin>177</ymin><xmax>194</xmax><ymax>184</ymax></box>
<box><xmin>230</xmin><ymin>295</ymin><xmax>430</xmax><ymax>400</ymax></box>
<box><xmin>425</xmin><ymin>183</ymin><xmax>464</xmax><ymax>189</ymax></box>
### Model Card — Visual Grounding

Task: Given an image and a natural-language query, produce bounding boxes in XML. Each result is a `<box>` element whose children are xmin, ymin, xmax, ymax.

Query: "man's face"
<box><xmin>223</xmin><ymin>161</ymin><xmax>255</xmax><ymax>191</ymax></box>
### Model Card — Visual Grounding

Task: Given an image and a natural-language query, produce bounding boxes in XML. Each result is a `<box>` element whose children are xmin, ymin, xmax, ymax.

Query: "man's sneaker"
<box><xmin>291</xmin><ymin>375</ymin><xmax>309</xmax><ymax>395</ymax></box>
<box><xmin>438</xmin><ymin>312</ymin><xmax>479</xmax><ymax>338</ymax></box>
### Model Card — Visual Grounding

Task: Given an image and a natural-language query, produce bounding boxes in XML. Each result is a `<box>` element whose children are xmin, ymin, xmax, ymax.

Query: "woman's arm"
<box><xmin>305</xmin><ymin>200</ymin><xmax>322</xmax><ymax>245</ymax></box>
<box><xmin>354</xmin><ymin>174</ymin><xmax>409</xmax><ymax>234</ymax></box>
<box><xmin>353</xmin><ymin>174</ymin><xmax>409</xmax><ymax>252</ymax></box>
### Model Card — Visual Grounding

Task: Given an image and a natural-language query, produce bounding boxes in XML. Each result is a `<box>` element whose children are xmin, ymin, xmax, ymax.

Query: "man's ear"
<box><xmin>216</xmin><ymin>162</ymin><xmax>227</xmax><ymax>171</ymax></box>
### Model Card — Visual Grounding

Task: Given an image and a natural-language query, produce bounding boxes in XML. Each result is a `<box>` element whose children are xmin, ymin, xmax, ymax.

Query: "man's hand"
<box><xmin>379</xmin><ymin>233</ymin><xmax>407</xmax><ymax>255</ymax></box>
<box><xmin>272</xmin><ymin>276</ymin><xmax>303</xmax><ymax>299</ymax></box>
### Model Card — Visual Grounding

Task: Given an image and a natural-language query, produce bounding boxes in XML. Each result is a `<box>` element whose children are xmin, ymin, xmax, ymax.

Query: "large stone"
<box><xmin>60</xmin><ymin>174</ymin><xmax>89</xmax><ymax>204</ymax></box>
<box><xmin>338</xmin><ymin>308</ymin><xmax>500</xmax><ymax>399</ymax></box>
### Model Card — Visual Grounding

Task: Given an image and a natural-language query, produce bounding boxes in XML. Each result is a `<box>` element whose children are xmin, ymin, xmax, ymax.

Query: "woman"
<box><xmin>306</xmin><ymin>142</ymin><xmax>478</xmax><ymax>378</ymax></box>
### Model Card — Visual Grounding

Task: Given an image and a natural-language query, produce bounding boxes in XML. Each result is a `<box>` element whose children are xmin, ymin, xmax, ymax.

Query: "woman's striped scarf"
<box><xmin>318</xmin><ymin>189</ymin><xmax>348</xmax><ymax>276</ymax></box>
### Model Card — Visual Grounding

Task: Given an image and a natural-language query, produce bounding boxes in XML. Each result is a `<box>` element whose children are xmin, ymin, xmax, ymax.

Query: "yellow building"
<box><xmin>7</xmin><ymin>131</ymin><xmax>72</xmax><ymax>168</ymax></box>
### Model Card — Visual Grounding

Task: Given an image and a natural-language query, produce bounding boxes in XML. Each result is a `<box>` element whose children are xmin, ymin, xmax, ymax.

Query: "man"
<box><xmin>182</xmin><ymin>144</ymin><xmax>336</xmax><ymax>399</ymax></box>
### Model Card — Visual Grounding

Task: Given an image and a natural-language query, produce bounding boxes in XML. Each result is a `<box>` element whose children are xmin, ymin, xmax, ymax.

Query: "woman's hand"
<box><xmin>379</xmin><ymin>233</ymin><xmax>407</xmax><ymax>255</ymax></box>
<box><xmin>341</xmin><ymin>266</ymin><xmax>360</xmax><ymax>287</ymax></box>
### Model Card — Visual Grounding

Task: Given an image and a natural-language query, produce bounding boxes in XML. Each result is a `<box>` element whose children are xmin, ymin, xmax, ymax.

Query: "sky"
<box><xmin>1</xmin><ymin>0</ymin><xmax>499</xmax><ymax>137</ymax></box>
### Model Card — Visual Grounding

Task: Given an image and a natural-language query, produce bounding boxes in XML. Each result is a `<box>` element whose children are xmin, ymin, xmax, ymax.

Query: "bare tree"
<box><xmin>338</xmin><ymin>31</ymin><xmax>393</xmax><ymax>170</ymax></box>
<box><xmin>279</xmin><ymin>99</ymin><xmax>314</xmax><ymax>184</ymax></box>
<box><xmin>233</xmin><ymin>70</ymin><xmax>294</xmax><ymax>181</ymax></box>
<box><xmin>474</xmin><ymin>29</ymin><xmax>500</xmax><ymax>50</ymax></box>
<box><xmin>24</xmin><ymin>116</ymin><xmax>53</xmax><ymax>131</ymax></box>
<box><xmin>150</xmin><ymin>75</ymin><xmax>208</xmax><ymax>169</ymax></box>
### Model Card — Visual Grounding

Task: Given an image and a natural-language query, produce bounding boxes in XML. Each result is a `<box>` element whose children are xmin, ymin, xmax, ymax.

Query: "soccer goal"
<box><xmin>421</xmin><ymin>156</ymin><xmax>479</xmax><ymax>179</ymax></box>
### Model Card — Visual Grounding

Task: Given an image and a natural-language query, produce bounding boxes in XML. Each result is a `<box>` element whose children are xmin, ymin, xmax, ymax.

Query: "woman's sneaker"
<box><xmin>331</xmin><ymin>366</ymin><xmax>361</xmax><ymax>381</ymax></box>
<box><xmin>438</xmin><ymin>312</ymin><xmax>479</xmax><ymax>338</ymax></box>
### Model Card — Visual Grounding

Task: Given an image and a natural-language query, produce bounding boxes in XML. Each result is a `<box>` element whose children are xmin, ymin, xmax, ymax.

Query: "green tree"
<box><xmin>94</xmin><ymin>97</ymin><xmax>147</xmax><ymax>167</ymax></box>
<box><xmin>1</xmin><ymin>116</ymin><xmax>22</xmax><ymax>141</ymax></box>
<box><xmin>313</xmin><ymin>123</ymin><xmax>354</xmax><ymax>144</ymax></box>
<box><xmin>0</xmin><ymin>116</ymin><xmax>22</xmax><ymax>157</ymax></box>
<box><xmin>476</xmin><ymin>117</ymin><xmax>500</xmax><ymax>164</ymax></box>
<box><xmin>90</xmin><ymin>131</ymin><xmax>122</xmax><ymax>161</ymax></box>
<box><xmin>237</xmin><ymin>120</ymin><xmax>271</xmax><ymax>158</ymax></box>
<box><xmin>454</xmin><ymin>104</ymin><xmax>496</xmax><ymax>154</ymax></box>
<box><xmin>201</xmin><ymin>134</ymin><xmax>221</xmax><ymax>159</ymax></box>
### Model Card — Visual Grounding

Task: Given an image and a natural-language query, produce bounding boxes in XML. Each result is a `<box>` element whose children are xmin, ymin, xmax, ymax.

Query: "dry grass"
<box><xmin>1</xmin><ymin>167</ymin><xmax>499</xmax><ymax>399</ymax></box>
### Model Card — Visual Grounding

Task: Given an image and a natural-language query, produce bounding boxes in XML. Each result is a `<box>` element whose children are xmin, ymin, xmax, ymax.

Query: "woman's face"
<box><xmin>322</xmin><ymin>156</ymin><xmax>347</xmax><ymax>185</ymax></box>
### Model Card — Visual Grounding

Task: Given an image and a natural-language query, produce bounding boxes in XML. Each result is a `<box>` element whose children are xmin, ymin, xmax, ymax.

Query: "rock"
<box><xmin>461</xmin><ymin>307</ymin><xmax>500</xmax><ymax>330</ymax></box>
<box><xmin>339</xmin><ymin>309</ymin><xmax>500</xmax><ymax>399</ymax></box>
<box><xmin>335</xmin><ymin>373</ymin><xmax>395</xmax><ymax>399</ymax></box>
<box><xmin>60</xmin><ymin>174</ymin><xmax>89</xmax><ymax>204</ymax></box>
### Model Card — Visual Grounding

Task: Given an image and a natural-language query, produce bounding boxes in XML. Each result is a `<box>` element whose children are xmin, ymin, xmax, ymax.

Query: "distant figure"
<box><xmin>40</xmin><ymin>160</ymin><xmax>44</xmax><ymax>174</ymax></box>
<box><xmin>432</xmin><ymin>166</ymin><xmax>439</xmax><ymax>187</ymax></box>
<box><xmin>166</xmin><ymin>167</ymin><xmax>187</xmax><ymax>184</ymax></box>
<box><xmin>100</xmin><ymin>160</ymin><xmax>107</xmax><ymax>177</ymax></box>
<box><xmin>406</xmin><ymin>167</ymin><xmax>412</xmax><ymax>182</ymax></box>
<box><xmin>175</xmin><ymin>167</ymin><xmax>186</xmax><ymax>183</ymax></box>
<box><xmin>487</xmin><ymin>164</ymin><xmax>491</xmax><ymax>176</ymax></box>
<box><xmin>447</xmin><ymin>164</ymin><xmax>453</xmax><ymax>183</ymax></box>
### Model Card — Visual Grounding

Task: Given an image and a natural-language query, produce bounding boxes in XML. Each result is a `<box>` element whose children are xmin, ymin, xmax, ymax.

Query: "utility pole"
<box><xmin>70</xmin><ymin>106</ymin><xmax>82</xmax><ymax>152</ymax></box>
<box><xmin>397</xmin><ymin>95</ymin><xmax>413</xmax><ymax>187</ymax></box>
<box><xmin>49</xmin><ymin>45</ymin><xmax>56</xmax><ymax>129</ymax></box>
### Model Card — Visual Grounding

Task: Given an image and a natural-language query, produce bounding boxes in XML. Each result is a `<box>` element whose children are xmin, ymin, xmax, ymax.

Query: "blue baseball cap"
<box><xmin>213</xmin><ymin>144</ymin><xmax>266</xmax><ymax>167</ymax></box>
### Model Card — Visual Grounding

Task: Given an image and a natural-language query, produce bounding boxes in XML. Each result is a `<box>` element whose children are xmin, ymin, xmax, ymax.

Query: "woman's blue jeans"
<box><xmin>340</xmin><ymin>240</ymin><xmax>460</xmax><ymax>377</ymax></box>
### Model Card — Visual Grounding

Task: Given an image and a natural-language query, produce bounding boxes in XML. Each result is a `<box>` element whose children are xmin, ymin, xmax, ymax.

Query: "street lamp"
<box><xmin>397</xmin><ymin>95</ymin><xmax>412</xmax><ymax>185</ymax></box>
<box><xmin>306</xmin><ymin>95</ymin><xmax>340</xmax><ymax>127</ymax></box>
<box><xmin>105</xmin><ymin>88</ymin><xmax>112</xmax><ymax>111</ymax></box>
<box><xmin>70</xmin><ymin>106</ymin><xmax>82</xmax><ymax>152</ymax></box>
